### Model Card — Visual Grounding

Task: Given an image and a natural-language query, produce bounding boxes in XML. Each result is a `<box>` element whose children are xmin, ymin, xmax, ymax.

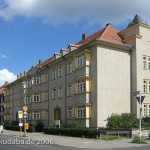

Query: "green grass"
<box><xmin>100</xmin><ymin>135</ymin><xmax>122</xmax><ymax>140</ymax></box>
<box><xmin>132</xmin><ymin>136</ymin><xmax>148</xmax><ymax>144</ymax></box>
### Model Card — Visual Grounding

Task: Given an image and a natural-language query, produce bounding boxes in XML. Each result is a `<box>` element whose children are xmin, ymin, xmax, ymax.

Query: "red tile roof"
<box><xmin>38</xmin><ymin>56</ymin><xmax>55</xmax><ymax>67</ymax></box>
<box><xmin>38</xmin><ymin>24</ymin><xmax>123</xmax><ymax>68</ymax></box>
<box><xmin>76</xmin><ymin>24</ymin><xmax>123</xmax><ymax>45</ymax></box>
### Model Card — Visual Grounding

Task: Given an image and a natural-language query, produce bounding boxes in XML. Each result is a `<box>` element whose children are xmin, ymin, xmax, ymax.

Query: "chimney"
<box><xmin>106</xmin><ymin>23</ymin><xmax>112</xmax><ymax>27</ymax></box>
<box><xmin>82</xmin><ymin>33</ymin><xmax>88</xmax><ymax>40</ymax></box>
<box><xmin>39</xmin><ymin>59</ymin><xmax>43</xmax><ymax>64</ymax></box>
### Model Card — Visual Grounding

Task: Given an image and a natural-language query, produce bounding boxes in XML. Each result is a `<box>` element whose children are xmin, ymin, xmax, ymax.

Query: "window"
<box><xmin>26</xmin><ymin>81</ymin><xmax>31</xmax><ymax>88</ymax></box>
<box><xmin>143</xmin><ymin>80</ymin><xmax>147</xmax><ymax>93</ymax></box>
<box><xmin>52</xmin><ymin>68</ymin><xmax>56</xmax><ymax>80</ymax></box>
<box><xmin>143</xmin><ymin>105</ymin><xmax>147</xmax><ymax>116</ymax></box>
<box><xmin>58</xmin><ymin>87</ymin><xmax>63</xmax><ymax>98</ymax></box>
<box><xmin>26</xmin><ymin>113</ymin><xmax>31</xmax><ymax>120</ymax></box>
<box><xmin>77</xmin><ymin>106</ymin><xmax>85</xmax><ymax>118</ymax></box>
<box><xmin>67</xmin><ymin>61</ymin><xmax>73</xmax><ymax>74</ymax></box>
<box><xmin>33</xmin><ymin>94</ymin><xmax>40</xmax><ymax>102</ymax></box>
<box><xmin>77</xmin><ymin>54</ymin><xmax>85</xmax><ymax>68</ymax></box>
<box><xmin>143</xmin><ymin>104</ymin><xmax>150</xmax><ymax>116</ymax></box>
<box><xmin>143</xmin><ymin>57</ymin><xmax>146</xmax><ymax>69</ymax></box>
<box><xmin>45</xmin><ymin>73</ymin><xmax>48</xmax><ymax>82</ymax></box>
<box><xmin>68</xmin><ymin>107</ymin><xmax>72</xmax><ymax>118</ymax></box>
<box><xmin>33</xmin><ymin>111</ymin><xmax>40</xmax><ymax>120</ymax></box>
<box><xmin>33</xmin><ymin>76</ymin><xmax>40</xmax><ymax>85</ymax></box>
<box><xmin>148</xmin><ymin>58</ymin><xmax>150</xmax><ymax>70</ymax></box>
<box><xmin>26</xmin><ymin>96</ymin><xmax>30</xmax><ymax>104</ymax></box>
<box><xmin>77</xmin><ymin>80</ymin><xmax>86</xmax><ymax>93</ymax></box>
<box><xmin>67</xmin><ymin>84</ymin><xmax>73</xmax><ymax>96</ymax></box>
<box><xmin>58</xmin><ymin>66</ymin><xmax>63</xmax><ymax>77</ymax></box>
<box><xmin>52</xmin><ymin>88</ymin><xmax>56</xmax><ymax>99</ymax></box>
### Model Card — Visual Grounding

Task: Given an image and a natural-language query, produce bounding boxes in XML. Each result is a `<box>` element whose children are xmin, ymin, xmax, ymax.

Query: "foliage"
<box><xmin>107</xmin><ymin>113</ymin><xmax>139</xmax><ymax>129</ymax></box>
<box><xmin>132</xmin><ymin>136</ymin><xmax>148</xmax><ymax>144</ymax></box>
<box><xmin>0</xmin><ymin>121</ymin><xmax>4</xmax><ymax>126</ymax></box>
<box><xmin>142</xmin><ymin>116</ymin><xmax>150</xmax><ymax>129</ymax></box>
<box><xmin>35</xmin><ymin>120</ymin><xmax>44</xmax><ymax>132</ymax></box>
<box><xmin>66</xmin><ymin>122</ymin><xmax>78</xmax><ymax>128</ymax></box>
<box><xmin>44</xmin><ymin>127</ymin><xmax>99</xmax><ymax>138</ymax></box>
<box><xmin>4</xmin><ymin>125</ymin><xmax>35</xmax><ymax>132</ymax></box>
<box><xmin>10</xmin><ymin>120</ymin><xmax>19</xmax><ymax>126</ymax></box>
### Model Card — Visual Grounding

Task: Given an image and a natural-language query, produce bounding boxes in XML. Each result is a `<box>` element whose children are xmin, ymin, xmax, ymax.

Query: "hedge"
<box><xmin>43</xmin><ymin>127</ymin><xmax>99</xmax><ymax>138</ymax></box>
<box><xmin>4</xmin><ymin>125</ymin><xmax>35</xmax><ymax>132</ymax></box>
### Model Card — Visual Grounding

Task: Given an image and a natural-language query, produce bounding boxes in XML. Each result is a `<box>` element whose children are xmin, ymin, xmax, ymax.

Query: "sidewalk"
<box><xmin>1</xmin><ymin>129</ymin><xmax>150</xmax><ymax>149</ymax></box>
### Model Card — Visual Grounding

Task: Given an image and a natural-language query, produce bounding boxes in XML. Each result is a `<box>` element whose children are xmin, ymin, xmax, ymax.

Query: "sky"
<box><xmin>0</xmin><ymin>0</ymin><xmax>150</xmax><ymax>86</ymax></box>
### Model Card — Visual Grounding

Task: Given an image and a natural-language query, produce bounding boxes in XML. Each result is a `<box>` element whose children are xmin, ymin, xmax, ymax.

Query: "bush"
<box><xmin>107</xmin><ymin>113</ymin><xmax>139</xmax><ymax>129</ymax></box>
<box><xmin>132</xmin><ymin>136</ymin><xmax>148</xmax><ymax>144</ymax></box>
<box><xmin>11</xmin><ymin>120</ymin><xmax>19</xmax><ymax>126</ymax></box>
<box><xmin>4</xmin><ymin>125</ymin><xmax>21</xmax><ymax>131</ymax></box>
<box><xmin>35</xmin><ymin>120</ymin><xmax>44</xmax><ymax>132</ymax></box>
<box><xmin>0</xmin><ymin>121</ymin><xmax>4</xmax><ymax>126</ymax></box>
<box><xmin>43</xmin><ymin>127</ymin><xmax>99</xmax><ymax>138</ymax></box>
<box><xmin>66</xmin><ymin>122</ymin><xmax>78</xmax><ymax>128</ymax></box>
<box><xmin>28</xmin><ymin>126</ymin><xmax>35</xmax><ymax>132</ymax></box>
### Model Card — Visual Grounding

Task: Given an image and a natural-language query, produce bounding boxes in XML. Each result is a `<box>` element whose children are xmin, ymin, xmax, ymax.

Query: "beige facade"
<box><xmin>3</xmin><ymin>15</ymin><xmax>150</xmax><ymax>127</ymax></box>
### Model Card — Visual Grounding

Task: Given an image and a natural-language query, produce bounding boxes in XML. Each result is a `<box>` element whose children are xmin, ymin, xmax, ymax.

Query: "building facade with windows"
<box><xmin>3</xmin><ymin>15</ymin><xmax>150</xmax><ymax>127</ymax></box>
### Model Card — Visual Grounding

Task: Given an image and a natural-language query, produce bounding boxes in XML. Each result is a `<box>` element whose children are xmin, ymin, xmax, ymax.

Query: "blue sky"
<box><xmin>0</xmin><ymin>0</ymin><xmax>150</xmax><ymax>86</ymax></box>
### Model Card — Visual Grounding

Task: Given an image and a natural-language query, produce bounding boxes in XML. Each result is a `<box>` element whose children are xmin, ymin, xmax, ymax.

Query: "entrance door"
<box><xmin>54</xmin><ymin>108</ymin><xmax>61</xmax><ymax>120</ymax></box>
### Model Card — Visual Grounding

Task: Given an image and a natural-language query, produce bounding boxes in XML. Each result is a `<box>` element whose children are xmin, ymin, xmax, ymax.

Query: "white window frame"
<box><xmin>77</xmin><ymin>80</ymin><xmax>86</xmax><ymax>93</ymax></box>
<box><xmin>143</xmin><ymin>104</ymin><xmax>150</xmax><ymax>117</ymax></box>
<box><xmin>58</xmin><ymin>66</ymin><xmax>63</xmax><ymax>77</ymax></box>
<box><xmin>148</xmin><ymin>58</ymin><xmax>150</xmax><ymax>70</ymax></box>
<box><xmin>143</xmin><ymin>80</ymin><xmax>147</xmax><ymax>93</ymax></box>
<box><xmin>77</xmin><ymin>54</ymin><xmax>85</xmax><ymax>68</ymax></box>
<box><xmin>52</xmin><ymin>68</ymin><xmax>56</xmax><ymax>80</ymax></box>
<box><xmin>77</xmin><ymin>106</ymin><xmax>86</xmax><ymax>118</ymax></box>
<box><xmin>52</xmin><ymin>88</ymin><xmax>56</xmax><ymax>99</ymax></box>
<box><xmin>26</xmin><ymin>80</ymin><xmax>31</xmax><ymax>88</ymax></box>
<box><xmin>58</xmin><ymin>86</ymin><xmax>63</xmax><ymax>98</ymax></box>
<box><xmin>68</xmin><ymin>107</ymin><xmax>72</xmax><ymax>119</ymax></box>
<box><xmin>143</xmin><ymin>56</ymin><xmax>146</xmax><ymax>69</ymax></box>
<box><xmin>67</xmin><ymin>61</ymin><xmax>73</xmax><ymax>74</ymax></box>
<box><xmin>67</xmin><ymin>84</ymin><xmax>73</xmax><ymax>96</ymax></box>
<box><xmin>33</xmin><ymin>111</ymin><xmax>40</xmax><ymax>120</ymax></box>
<box><xmin>33</xmin><ymin>76</ymin><xmax>40</xmax><ymax>85</ymax></box>
<box><xmin>26</xmin><ymin>96</ymin><xmax>30</xmax><ymax>104</ymax></box>
<box><xmin>33</xmin><ymin>93</ymin><xmax>40</xmax><ymax>102</ymax></box>
<box><xmin>26</xmin><ymin>113</ymin><xmax>31</xmax><ymax>120</ymax></box>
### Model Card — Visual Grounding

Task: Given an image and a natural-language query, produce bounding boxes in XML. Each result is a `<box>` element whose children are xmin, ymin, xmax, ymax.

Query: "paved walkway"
<box><xmin>1</xmin><ymin>129</ymin><xmax>150</xmax><ymax>149</ymax></box>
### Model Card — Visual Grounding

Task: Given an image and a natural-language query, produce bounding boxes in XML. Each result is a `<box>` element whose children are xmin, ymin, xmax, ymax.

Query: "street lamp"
<box><xmin>135</xmin><ymin>91</ymin><xmax>145</xmax><ymax>140</ymax></box>
<box><xmin>22</xmin><ymin>82</ymin><xmax>28</xmax><ymax>137</ymax></box>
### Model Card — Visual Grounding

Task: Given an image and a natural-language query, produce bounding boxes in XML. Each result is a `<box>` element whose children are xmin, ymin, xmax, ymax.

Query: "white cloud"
<box><xmin>0</xmin><ymin>0</ymin><xmax>150</xmax><ymax>26</ymax></box>
<box><xmin>0</xmin><ymin>69</ymin><xmax>17</xmax><ymax>86</ymax></box>
<box><xmin>0</xmin><ymin>54</ymin><xmax>7</xmax><ymax>58</ymax></box>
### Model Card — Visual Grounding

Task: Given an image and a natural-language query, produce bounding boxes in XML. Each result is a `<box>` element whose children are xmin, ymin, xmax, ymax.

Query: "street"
<box><xmin>0</xmin><ymin>134</ymin><xmax>150</xmax><ymax>150</ymax></box>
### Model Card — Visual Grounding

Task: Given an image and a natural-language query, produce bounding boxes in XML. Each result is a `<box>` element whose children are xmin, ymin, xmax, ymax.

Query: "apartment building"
<box><xmin>0</xmin><ymin>82</ymin><xmax>8</xmax><ymax>121</ymax></box>
<box><xmin>3</xmin><ymin>15</ymin><xmax>150</xmax><ymax>127</ymax></box>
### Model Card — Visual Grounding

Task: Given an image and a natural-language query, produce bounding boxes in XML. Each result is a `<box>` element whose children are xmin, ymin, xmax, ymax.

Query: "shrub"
<box><xmin>28</xmin><ymin>126</ymin><xmax>35</xmax><ymax>132</ymax></box>
<box><xmin>66</xmin><ymin>122</ymin><xmax>78</xmax><ymax>128</ymax></box>
<box><xmin>107</xmin><ymin>113</ymin><xmax>139</xmax><ymax>129</ymax></box>
<box><xmin>35</xmin><ymin>120</ymin><xmax>44</xmax><ymax>132</ymax></box>
<box><xmin>132</xmin><ymin>136</ymin><xmax>148</xmax><ymax>144</ymax></box>
<box><xmin>0</xmin><ymin>121</ymin><xmax>4</xmax><ymax>126</ymax></box>
<box><xmin>43</xmin><ymin>127</ymin><xmax>99</xmax><ymax>138</ymax></box>
<box><xmin>11</xmin><ymin>120</ymin><xmax>19</xmax><ymax>126</ymax></box>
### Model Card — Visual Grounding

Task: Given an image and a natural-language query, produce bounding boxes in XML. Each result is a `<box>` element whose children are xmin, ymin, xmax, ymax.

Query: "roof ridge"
<box><xmin>100</xmin><ymin>24</ymin><xmax>110</xmax><ymax>39</ymax></box>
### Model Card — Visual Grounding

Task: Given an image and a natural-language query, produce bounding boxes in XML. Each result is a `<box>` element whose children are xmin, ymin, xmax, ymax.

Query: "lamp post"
<box><xmin>135</xmin><ymin>91</ymin><xmax>145</xmax><ymax>140</ymax></box>
<box><xmin>22</xmin><ymin>82</ymin><xmax>27</xmax><ymax>137</ymax></box>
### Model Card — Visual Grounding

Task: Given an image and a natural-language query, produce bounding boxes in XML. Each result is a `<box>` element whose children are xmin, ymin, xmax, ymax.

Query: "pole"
<box><xmin>24</xmin><ymin>82</ymin><xmax>27</xmax><ymax>137</ymax></box>
<box><xmin>20</xmin><ymin>118</ymin><xmax>22</xmax><ymax>136</ymax></box>
<box><xmin>139</xmin><ymin>91</ymin><xmax>142</xmax><ymax>141</ymax></box>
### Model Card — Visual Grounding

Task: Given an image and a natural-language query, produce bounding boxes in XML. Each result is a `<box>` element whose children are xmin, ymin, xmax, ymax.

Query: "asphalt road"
<box><xmin>0</xmin><ymin>134</ymin><xmax>150</xmax><ymax>150</ymax></box>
